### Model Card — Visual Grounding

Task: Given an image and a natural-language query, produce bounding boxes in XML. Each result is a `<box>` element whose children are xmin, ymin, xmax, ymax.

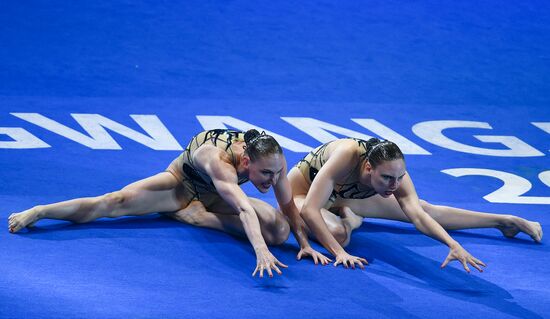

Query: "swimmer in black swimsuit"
<box><xmin>9</xmin><ymin>129</ymin><xmax>329</xmax><ymax>277</ymax></box>
<box><xmin>289</xmin><ymin>138</ymin><xmax>542</xmax><ymax>272</ymax></box>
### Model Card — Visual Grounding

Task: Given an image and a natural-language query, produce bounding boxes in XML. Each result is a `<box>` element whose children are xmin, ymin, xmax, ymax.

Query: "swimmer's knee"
<box><xmin>332</xmin><ymin>224</ymin><xmax>349</xmax><ymax>247</ymax></box>
<box><xmin>276</xmin><ymin>218</ymin><xmax>291</xmax><ymax>245</ymax></box>
<box><xmin>419</xmin><ymin>199</ymin><xmax>433</xmax><ymax>210</ymax></box>
<box><xmin>265</xmin><ymin>216</ymin><xmax>290</xmax><ymax>246</ymax></box>
<box><xmin>101</xmin><ymin>190</ymin><xmax>134</xmax><ymax>217</ymax></box>
<box><xmin>420</xmin><ymin>199</ymin><xmax>441</xmax><ymax>216</ymax></box>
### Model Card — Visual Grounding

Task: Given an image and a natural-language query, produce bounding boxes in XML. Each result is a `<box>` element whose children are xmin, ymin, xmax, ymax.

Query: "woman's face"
<box><xmin>246</xmin><ymin>153</ymin><xmax>284</xmax><ymax>193</ymax></box>
<box><xmin>366</xmin><ymin>159</ymin><xmax>406</xmax><ymax>198</ymax></box>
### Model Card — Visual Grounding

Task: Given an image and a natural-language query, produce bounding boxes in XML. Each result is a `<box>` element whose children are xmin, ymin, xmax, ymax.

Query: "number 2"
<box><xmin>441</xmin><ymin>168</ymin><xmax>550</xmax><ymax>204</ymax></box>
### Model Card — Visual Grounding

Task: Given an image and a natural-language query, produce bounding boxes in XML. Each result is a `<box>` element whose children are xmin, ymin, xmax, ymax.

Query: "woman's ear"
<box><xmin>241</xmin><ymin>154</ymin><xmax>250</xmax><ymax>168</ymax></box>
<box><xmin>365</xmin><ymin>161</ymin><xmax>373</xmax><ymax>173</ymax></box>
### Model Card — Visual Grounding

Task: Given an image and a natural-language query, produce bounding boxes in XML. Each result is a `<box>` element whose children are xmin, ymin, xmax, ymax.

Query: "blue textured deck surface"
<box><xmin>1</xmin><ymin>1</ymin><xmax>549</xmax><ymax>318</ymax></box>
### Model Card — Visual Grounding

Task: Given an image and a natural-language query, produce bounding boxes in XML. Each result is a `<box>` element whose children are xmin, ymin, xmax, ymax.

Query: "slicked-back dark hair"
<box><xmin>365</xmin><ymin>138</ymin><xmax>404</xmax><ymax>168</ymax></box>
<box><xmin>243</xmin><ymin>129</ymin><xmax>283</xmax><ymax>161</ymax></box>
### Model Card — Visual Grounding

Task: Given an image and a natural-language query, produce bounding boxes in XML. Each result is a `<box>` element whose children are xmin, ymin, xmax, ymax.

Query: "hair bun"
<box><xmin>367</xmin><ymin>137</ymin><xmax>382</xmax><ymax>146</ymax></box>
<box><xmin>244</xmin><ymin>129</ymin><xmax>261</xmax><ymax>144</ymax></box>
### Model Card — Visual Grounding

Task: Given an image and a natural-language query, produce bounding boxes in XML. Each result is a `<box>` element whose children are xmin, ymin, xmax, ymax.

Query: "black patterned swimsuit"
<box><xmin>295</xmin><ymin>138</ymin><xmax>378</xmax><ymax>207</ymax></box>
<box><xmin>166</xmin><ymin>129</ymin><xmax>249</xmax><ymax>200</ymax></box>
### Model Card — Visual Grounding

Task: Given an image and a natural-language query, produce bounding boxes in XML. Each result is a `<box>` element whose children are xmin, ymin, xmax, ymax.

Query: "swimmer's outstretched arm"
<box><xmin>394</xmin><ymin>174</ymin><xmax>486</xmax><ymax>273</ymax></box>
<box><xmin>300</xmin><ymin>146</ymin><xmax>368</xmax><ymax>269</ymax></box>
<box><xmin>274</xmin><ymin>159</ymin><xmax>331</xmax><ymax>265</ymax></box>
<box><xmin>197</xmin><ymin>146</ymin><xmax>286</xmax><ymax>278</ymax></box>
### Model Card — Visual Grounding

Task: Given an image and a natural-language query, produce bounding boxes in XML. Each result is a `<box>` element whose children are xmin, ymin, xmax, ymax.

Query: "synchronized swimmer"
<box><xmin>288</xmin><ymin>137</ymin><xmax>542</xmax><ymax>272</ymax></box>
<box><xmin>9</xmin><ymin>130</ymin><xmax>542</xmax><ymax>275</ymax></box>
<box><xmin>9</xmin><ymin>129</ymin><xmax>326</xmax><ymax>277</ymax></box>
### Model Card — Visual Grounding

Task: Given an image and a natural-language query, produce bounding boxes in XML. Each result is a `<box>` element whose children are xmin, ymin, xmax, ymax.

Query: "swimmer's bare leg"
<box><xmin>427</xmin><ymin>204</ymin><xmax>543</xmax><ymax>243</ymax></box>
<box><xmin>293</xmin><ymin>196</ymin><xmax>363</xmax><ymax>247</ymax></box>
<box><xmin>9</xmin><ymin>172</ymin><xmax>182</xmax><ymax>233</ymax></box>
<box><xmin>167</xmin><ymin>201</ymin><xmax>243</xmax><ymax>236</ymax></box>
<box><xmin>342</xmin><ymin>196</ymin><xmax>543</xmax><ymax>243</ymax></box>
<box><xmin>168</xmin><ymin>199</ymin><xmax>290</xmax><ymax>246</ymax></box>
<box><xmin>338</xmin><ymin>206</ymin><xmax>364</xmax><ymax>231</ymax></box>
<box><xmin>9</xmin><ymin>198</ymin><xmax>97</xmax><ymax>233</ymax></box>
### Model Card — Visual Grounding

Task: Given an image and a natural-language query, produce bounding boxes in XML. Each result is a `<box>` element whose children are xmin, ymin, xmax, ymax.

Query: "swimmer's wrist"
<box><xmin>253</xmin><ymin>245</ymin><xmax>269</xmax><ymax>253</ymax></box>
<box><xmin>331</xmin><ymin>246</ymin><xmax>346</xmax><ymax>256</ymax></box>
<box><xmin>447</xmin><ymin>240</ymin><xmax>461</xmax><ymax>249</ymax></box>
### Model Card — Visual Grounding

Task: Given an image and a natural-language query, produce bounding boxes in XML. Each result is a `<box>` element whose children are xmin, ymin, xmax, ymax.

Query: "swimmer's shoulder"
<box><xmin>326</xmin><ymin>138</ymin><xmax>362</xmax><ymax>158</ymax></box>
<box><xmin>322</xmin><ymin>139</ymin><xmax>362</xmax><ymax>171</ymax></box>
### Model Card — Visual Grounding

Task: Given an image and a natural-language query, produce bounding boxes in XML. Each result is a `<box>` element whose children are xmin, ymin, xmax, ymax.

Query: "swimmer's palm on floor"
<box><xmin>441</xmin><ymin>245</ymin><xmax>486</xmax><ymax>273</ymax></box>
<box><xmin>297</xmin><ymin>246</ymin><xmax>332</xmax><ymax>265</ymax></box>
<box><xmin>252</xmin><ymin>247</ymin><xmax>288</xmax><ymax>278</ymax></box>
<box><xmin>333</xmin><ymin>251</ymin><xmax>368</xmax><ymax>269</ymax></box>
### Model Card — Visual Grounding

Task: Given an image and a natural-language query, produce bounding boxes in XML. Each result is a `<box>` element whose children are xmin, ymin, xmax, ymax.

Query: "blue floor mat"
<box><xmin>1</xmin><ymin>1</ymin><xmax>549</xmax><ymax>318</ymax></box>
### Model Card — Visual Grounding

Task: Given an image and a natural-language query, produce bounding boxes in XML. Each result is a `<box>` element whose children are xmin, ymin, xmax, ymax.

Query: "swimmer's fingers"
<box><xmin>468</xmin><ymin>259</ymin><xmax>481</xmax><ymax>273</ymax></box>
<box><xmin>296</xmin><ymin>250</ymin><xmax>304</xmax><ymax>261</ymax></box>
<box><xmin>252</xmin><ymin>265</ymin><xmax>260</xmax><ymax>277</ymax></box>
<box><xmin>442</xmin><ymin>245</ymin><xmax>484</xmax><ymax>274</ymax></box>
<box><xmin>311</xmin><ymin>250</ymin><xmax>332</xmax><ymax>266</ymax></box>
<box><xmin>271</xmin><ymin>263</ymin><xmax>282</xmax><ymax>276</ymax></box>
<box><xmin>275</xmin><ymin>259</ymin><xmax>288</xmax><ymax>269</ymax></box>
<box><xmin>255</xmin><ymin>254</ymin><xmax>287</xmax><ymax>278</ymax></box>
<box><xmin>440</xmin><ymin>255</ymin><xmax>452</xmax><ymax>269</ymax></box>
<box><xmin>252</xmin><ymin>264</ymin><xmax>266</xmax><ymax>278</ymax></box>
<box><xmin>460</xmin><ymin>258</ymin><xmax>471</xmax><ymax>273</ymax></box>
<box><xmin>296</xmin><ymin>247</ymin><xmax>331</xmax><ymax>265</ymax></box>
<box><xmin>333</xmin><ymin>252</ymin><xmax>366</xmax><ymax>270</ymax></box>
<box><xmin>353</xmin><ymin>258</ymin><xmax>366</xmax><ymax>270</ymax></box>
<box><xmin>469</xmin><ymin>257</ymin><xmax>486</xmax><ymax>273</ymax></box>
<box><xmin>319</xmin><ymin>253</ymin><xmax>332</xmax><ymax>265</ymax></box>
<box><xmin>473</xmin><ymin>257</ymin><xmax>487</xmax><ymax>268</ymax></box>
<box><xmin>342</xmin><ymin>259</ymin><xmax>349</xmax><ymax>269</ymax></box>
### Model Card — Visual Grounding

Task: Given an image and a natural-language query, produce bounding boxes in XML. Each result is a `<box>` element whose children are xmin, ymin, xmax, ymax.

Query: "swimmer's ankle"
<box><xmin>497</xmin><ymin>215</ymin><xmax>517</xmax><ymax>228</ymax></box>
<box><xmin>32</xmin><ymin>205</ymin><xmax>45</xmax><ymax>219</ymax></box>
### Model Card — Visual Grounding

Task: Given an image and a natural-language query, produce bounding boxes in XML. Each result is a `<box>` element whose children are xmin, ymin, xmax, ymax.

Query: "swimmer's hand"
<box><xmin>333</xmin><ymin>251</ymin><xmax>368</xmax><ymax>269</ymax></box>
<box><xmin>441</xmin><ymin>244</ymin><xmax>486</xmax><ymax>273</ymax></box>
<box><xmin>297</xmin><ymin>246</ymin><xmax>332</xmax><ymax>265</ymax></box>
<box><xmin>252</xmin><ymin>247</ymin><xmax>288</xmax><ymax>278</ymax></box>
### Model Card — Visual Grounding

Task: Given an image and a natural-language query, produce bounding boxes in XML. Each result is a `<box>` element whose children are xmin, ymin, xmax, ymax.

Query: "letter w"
<box><xmin>10</xmin><ymin>113</ymin><xmax>182</xmax><ymax>150</ymax></box>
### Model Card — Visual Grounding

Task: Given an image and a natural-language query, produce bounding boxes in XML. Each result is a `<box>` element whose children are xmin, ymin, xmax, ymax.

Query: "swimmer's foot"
<box><xmin>339</xmin><ymin>206</ymin><xmax>363</xmax><ymax>231</ymax></box>
<box><xmin>8</xmin><ymin>208</ymin><xmax>40</xmax><ymax>233</ymax></box>
<box><xmin>497</xmin><ymin>215</ymin><xmax>543</xmax><ymax>243</ymax></box>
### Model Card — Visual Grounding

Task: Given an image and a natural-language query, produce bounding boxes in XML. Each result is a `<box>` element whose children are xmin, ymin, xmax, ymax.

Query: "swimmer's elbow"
<box><xmin>236</xmin><ymin>202</ymin><xmax>254</xmax><ymax>217</ymax></box>
<box><xmin>236</xmin><ymin>205</ymin><xmax>248</xmax><ymax>215</ymax></box>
